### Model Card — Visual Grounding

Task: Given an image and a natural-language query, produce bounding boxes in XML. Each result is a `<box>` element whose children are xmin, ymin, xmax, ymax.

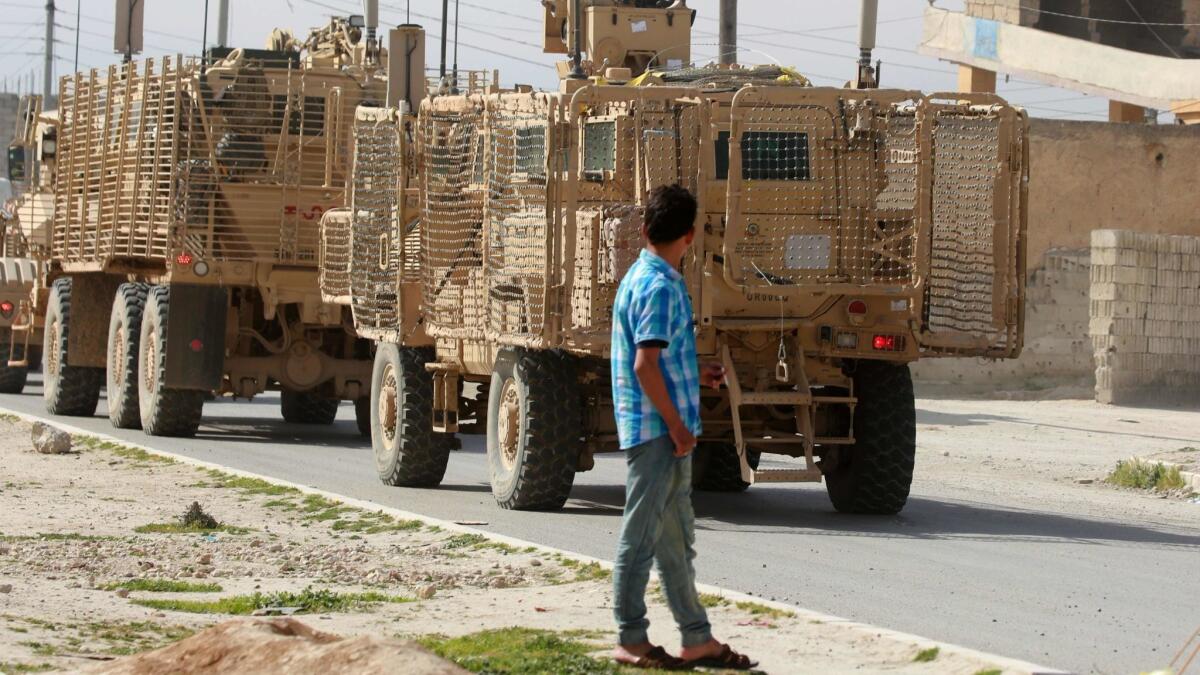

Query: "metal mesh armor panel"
<box><xmin>926</xmin><ymin>112</ymin><xmax>1001</xmax><ymax>335</ymax></box>
<box><xmin>419</xmin><ymin>101</ymin><xmax>486</xmax><ymax>340</ymax></box>
<box><xmin>348</xmin><ymin>113</ymin><xmax>405</xmax><ymax>339</ymax></box>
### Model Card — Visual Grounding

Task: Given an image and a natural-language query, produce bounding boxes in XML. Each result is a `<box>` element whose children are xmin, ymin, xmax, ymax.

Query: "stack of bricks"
<box><xmin>1090</xmin><ymin>229</ymin><xmax>1200</xmax><ymax>405</ymax></box>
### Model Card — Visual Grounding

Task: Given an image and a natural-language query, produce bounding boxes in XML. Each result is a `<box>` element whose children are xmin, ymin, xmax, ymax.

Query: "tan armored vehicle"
<box><xmin>332</xmin><ymin>0</ymin><xmax>1028</xmax><ymax>514</ymax></box>
<box><xmin>1</xmin><ymin>94</ymin><xmax>53</xmax><ymax>393</ymax></box>
<box><xmin>28</xmin><ymin>12</ymin><xmax>389</xmax><ymax>436</ymax></box>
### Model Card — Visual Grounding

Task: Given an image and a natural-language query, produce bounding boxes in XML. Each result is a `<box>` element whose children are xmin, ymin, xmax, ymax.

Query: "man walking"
<box><xmin>610</xmin><ymin>184</ymin><xmax>757</xmax><ymax>671</ymax></box>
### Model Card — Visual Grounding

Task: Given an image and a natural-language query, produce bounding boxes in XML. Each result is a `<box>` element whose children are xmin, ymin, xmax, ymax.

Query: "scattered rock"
<box><xmin>0</xmin><ymin>542</ymin><xmax>11</xmax><ymax>555</ymax></box>
<box><xmin>1075</xmin><ymin>478</ymin><xmax>1094</xmax><ymax>485</ymax></box>
<box><xmin>199</xmin><ymin>553</ymin><xmax>213</xmax><ymax>565</ymax></box>
<box><xmin>88</xmin><ymin>618</ymin><xmax>468</xmax><ymax>675</ymax></box>
<box><xmin>529</xmin><ymin>559</ymin><xmax>542</xmax><ymax>567</ymax></box>
<box><xmin>417</xmin><ymin>584</ymin><xmax>437</xmax><ymax>600</ymax></box>
<box><xmin>115</xmin><ymin>588</ymin><xmax>130</xmax><ymax>598</ymax></box>
<box><xmin>31</xmin><ymin>422</ymin><xmax>73</xmax><ymax>455</ymax></box>
<box><xmin>0</xmin><ymin>584</ymin><xmax>12</xmax><ymax>593</ymax></box>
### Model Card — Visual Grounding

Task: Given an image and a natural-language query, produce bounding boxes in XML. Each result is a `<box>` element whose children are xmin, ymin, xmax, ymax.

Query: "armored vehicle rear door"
<box><xmin>916</xmin><ymin>95</ymin><xmax>1027</xmax><ymax>358</ymax></box>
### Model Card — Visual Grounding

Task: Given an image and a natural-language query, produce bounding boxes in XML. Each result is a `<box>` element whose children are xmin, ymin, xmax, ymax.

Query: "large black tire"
<box><xmin>43</xmin><ymin>278</ymin><xmax>103</xmax><ymax>416</ymax></box>
<box><xmin>823</xmin><ymin>360</ymin><xmax>916</xmax><ymax>515</ymax></box>
<box><xmin>280</xmin><ymin>389</ymin><xmax>339</xmax><ymax>425</ymax></box>
<box><xmin>0</xmin><ymin>336</ymin><xmax>28</xmax><ymax>394</ymax></box>
<box><xmin>354</xmin><ymin>396</ymin><xmax>371</xmax><ymax>437</ymax></box>
<box><xmin>486</xmin><ymin>349</ymin><xmax>580</xmax><ymax>511</ymax></box>
<box><xmin>371</xmin><ymin>344</ymin><xmax>457</xmax><ymax>487</ymax></box>
<box><xmin>137</xmin><ymin>286</ymin><xmax>206</xmax><ymax>437</ymax></box>
<box><xmin>693</xmin><ymin>442</ymin><xmax>760</xmax><ymax>493</ymax></box>
<box><xmin>106</xmin><ymin>283</ymin><xmax>149</xmax><ymax>429</ymax></box>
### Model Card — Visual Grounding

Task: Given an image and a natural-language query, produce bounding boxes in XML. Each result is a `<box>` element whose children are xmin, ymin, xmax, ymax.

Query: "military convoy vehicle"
<box><xmin>1</xmin><ymin>94</ymin><xmax>52</xmax><ymax>393</ymax></box>
<box><xmin>325</xmin><ymin>0</ymin><xmax>1028</xmax><ymax>515</ymax></box>
<box><xmin>24</xmin><ymin>13</ymin><xmax>390</xmax><ymax>436</ymax></box>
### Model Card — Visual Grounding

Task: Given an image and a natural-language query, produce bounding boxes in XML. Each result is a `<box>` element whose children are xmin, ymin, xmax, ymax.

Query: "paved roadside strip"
<box><xmin>1</xmin><ymin>406</ymin><xmax>1066</xmax><ymax>674</ymax></box>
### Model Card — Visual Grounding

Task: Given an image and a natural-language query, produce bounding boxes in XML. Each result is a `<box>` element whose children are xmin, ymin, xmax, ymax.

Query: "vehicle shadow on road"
<box><xmin>567</xmin><ymin>483</ymin><xmax>1200</xmax><ymax>549</ymax></box>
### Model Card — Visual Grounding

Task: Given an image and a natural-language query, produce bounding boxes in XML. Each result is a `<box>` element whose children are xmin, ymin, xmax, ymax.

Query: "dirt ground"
<box><xmin>912</xmin><ymin>396</ymin><xmax>1200</xmax><ymax>525</ymax></box>
<box><xmin>0</xmin><ymin>417</ymin><xmax>1024</xmax><ymax>675</ymax></box>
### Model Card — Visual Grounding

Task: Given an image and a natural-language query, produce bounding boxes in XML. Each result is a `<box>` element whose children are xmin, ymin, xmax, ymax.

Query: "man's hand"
<box><xmin>700</xmin><ymin>362</ymin><xmax>726</xmax><ymax>390</ymax></box>
<box><xmin>669</xmin><ymin>422</ymin><xmax>697</xmax><ymax>458</ymax></box>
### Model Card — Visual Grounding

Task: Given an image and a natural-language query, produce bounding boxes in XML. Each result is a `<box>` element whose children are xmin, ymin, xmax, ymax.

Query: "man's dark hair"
<box><xmin>643</xmin><ymin>184</ymin><xmax>697</xmax><ymax>245</ymax></box>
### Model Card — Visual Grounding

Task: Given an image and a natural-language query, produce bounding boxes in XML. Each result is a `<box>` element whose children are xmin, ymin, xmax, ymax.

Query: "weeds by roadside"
<box><xmin>913</xmin><ymin>646</ymin><xmax>939</xmax><ymax>662</ymax></box>
<box><xmin>103</xmin><ymin>579</ymin><xmax>223</xmax><ymax>593</ymax></box>
<box><xmin>130</xmin><ymin>586</ymin><xmax>411</xmax><ymax>615</ymax></box>
<box><xmin>419</xmin><ymin>627</ymin><xmax>653</xmax><ymax>674</ymax></box>
<box><xmin>1105</xmin><ymin>459</ymin><xmax>1186</xmax><ymax>492</ymax></box>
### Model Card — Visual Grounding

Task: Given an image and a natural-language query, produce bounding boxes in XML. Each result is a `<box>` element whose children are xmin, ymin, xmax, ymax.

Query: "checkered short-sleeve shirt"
<box><xmin>611</xmin><ymin>249</ymin><xmax>702</xmax><ymax>449</ymax></box>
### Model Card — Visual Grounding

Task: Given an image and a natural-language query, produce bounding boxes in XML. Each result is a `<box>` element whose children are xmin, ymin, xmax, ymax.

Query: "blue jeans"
<box><xmin>613</xmin><ymin>434</ymin><xmax>713</xmax><ymax>647</ymax></box>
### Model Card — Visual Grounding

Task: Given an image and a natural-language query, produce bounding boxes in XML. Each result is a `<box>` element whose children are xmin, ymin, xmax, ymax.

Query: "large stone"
<box><xmin>86</xmin><ymin>618</ymin><xmax>467</xmax><ymax>675</ymax></box>
<box><xmin>31</xmin><ymin>422</ymin><xmax>73</xmax><ymax>455</ymax></box>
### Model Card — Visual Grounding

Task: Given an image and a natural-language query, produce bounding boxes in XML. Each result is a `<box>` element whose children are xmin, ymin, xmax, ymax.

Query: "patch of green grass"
<box><xmin>86</xmin><ymin>621</ymin><xmax>195</xmax><ymax>655</ymax></box>
<box><xmin>0</xmin><ymin>662</ymin><xmax>54</xmax><ymax>673</ymax></box>
<box><xmin>133</xmin><ymin>522</ymin><xmax>250</xmax><ymax>535</ymax></box>
<box><xmin>75</xmin><ymin>436</ymin><xmax>175</xmax><ymax>465</ymax></box>
<box><xmin>103</xmin><ymin>579</ymin><xmax>222</xmax><ymax>593</ymax></box>
<box><xmin>734</xmin><ymin>600</ymin><xmax>795</xmax><ymax>620</ymax></box>
<box><xmin>17</xmin><ymin>641</ymin><xmax>58</xmax><ymax>657</ymax></box>
<box><xmin>1105</xmin><ymin>459</ymin><xmax>1186</xmax><ymax>492</ymax></box>
<box><xmin>419</xmin><ymin>627</ymin><xmax>640</xmax><ymax>675</ymax></box>
<box><xmin>972</xmin><ymin>670</ymin><xmax>1003</xmax><ymax>675</ymax></box>
<box><xmin>0</xmin><ymin>413</ymin><xmax>20</xmax><ymax>424</ymax></box>
<box><xmin>572</xmin><ymin>561</ymin><xmax>611</xmax><ymax>582</ymax></box>
<box><xmin>913</xmin><ymin>647</ymin><xmax>939</xmax><ymax>663</ymax></box>
<box><xmin>331</xmin><ymin>512</ymin><xmax>423</xmax><ymax>535</ymax></box>
<box><xmin>0</xmin><ymin>532</ymin><xmax>116</xmax><ymax>542</ymax></box>
<box><xmin>1177</xmin><ymin>446</ymin><xmax>1199</xmax><ymax>453</ymax></box>
<box><xmin>444</xmin><ymin>533</ymin><xmax>488</xmax><ymax>549</ymax></box>
<box><xmin>130</xmin><ymin>586</ymin><xmax>411</xmax><ymax>615</ymax></box>
<box><xmin>203</xmin><ymin>470</ymin><xmax>296</xmax><ymax>496</ymax></box>
<box><xmin>698</xmin><ymin>593</ymin><xmax>730</xmax><ymax>608</ymax></box>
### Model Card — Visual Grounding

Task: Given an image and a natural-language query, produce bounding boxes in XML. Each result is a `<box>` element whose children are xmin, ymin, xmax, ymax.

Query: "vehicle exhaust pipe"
<box><xmin>856</xmin><ymin>0</ymin><xmax>878</xmax><ymax>88</ymax></box>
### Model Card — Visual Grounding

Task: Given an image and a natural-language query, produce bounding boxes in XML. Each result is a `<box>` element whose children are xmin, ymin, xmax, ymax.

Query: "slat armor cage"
<box><xmin>52</xmin><ymin>54</ymin><xmax>364</xmax><ymax>269</ymax></box>
<box><xmin>354</xmin><ymin>85</ymin><xmax>1025</xmax><ymax>360</ymax></box>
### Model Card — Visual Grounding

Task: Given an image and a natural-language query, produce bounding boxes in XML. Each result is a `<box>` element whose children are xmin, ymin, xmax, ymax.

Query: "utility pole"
<box><xmin>43</xmin><ymin>0</ymin><xmax>55</xmax><ymax>99</ymax></box>
<box><xmin>439</xmin><ymin>0</ymin><xmax>449</xmax><ymax>82</ymax></box>
<box><xmin>73</xmin><ymin>0</ymin><xmax>80</xmax><ymax>73</ymax></box>
<box><xmin>217</xmin><ymin>0</ymin><xmax>229</xmax><ymax>47</ymax></box>
<box><xmin>719</xmin><ymin>0</ymin><xmax>736</xmax><ymax>65</ymax></box>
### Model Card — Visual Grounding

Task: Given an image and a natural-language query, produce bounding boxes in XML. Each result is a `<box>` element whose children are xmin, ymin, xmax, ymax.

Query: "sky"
<box><xmin>0</xmin><ymin>0</ymin><xmax>1118</xmax><ymax>121</ymax></box>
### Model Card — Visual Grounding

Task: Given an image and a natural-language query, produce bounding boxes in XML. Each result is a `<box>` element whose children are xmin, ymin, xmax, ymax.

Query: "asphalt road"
<box><xmin>3</xmin><ymin>373</ymin><xmax>1198</xmax><ymax>674</ymax></box>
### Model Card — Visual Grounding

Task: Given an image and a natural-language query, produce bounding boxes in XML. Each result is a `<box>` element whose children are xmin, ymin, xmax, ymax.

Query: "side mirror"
<box><xmin>7</xmin><ymin>147</ymin><xmax>25</xmax><ymax>184</ymax></box>
<box><xmin>348</xmin><ymin>14</ymin><xmax>365</xmax><ymax>28</ymax></box>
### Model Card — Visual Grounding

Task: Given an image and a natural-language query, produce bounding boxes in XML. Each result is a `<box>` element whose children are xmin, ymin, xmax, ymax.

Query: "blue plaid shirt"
<box><xmin>611</xmin><ymin>249</ymin><xmax>702</xmax><ymax>449</ymax></box>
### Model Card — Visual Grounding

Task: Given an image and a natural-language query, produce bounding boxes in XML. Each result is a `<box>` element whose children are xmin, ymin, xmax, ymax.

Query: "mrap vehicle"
<box><xmin>337</xmin><ymin>0</ymin><xmax>1029</xmax><ymax>515</ymax></box>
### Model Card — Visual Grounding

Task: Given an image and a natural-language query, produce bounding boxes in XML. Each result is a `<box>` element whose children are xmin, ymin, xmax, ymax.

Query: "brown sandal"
<box><xmin>683</xmin><ymin>643</ymin><xmax>758</xmax><ymax>670</ymax></box>
<box><xmin>617</xmin><ymin>645</ymin><xmax>693</xmax><ymax>671</ymax></box>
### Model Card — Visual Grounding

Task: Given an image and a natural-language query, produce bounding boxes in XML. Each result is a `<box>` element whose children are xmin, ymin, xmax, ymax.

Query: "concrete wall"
<box><xmin>0</xmin><ymin>93</ymin><xmax>18</xmax><ymax>181</ymax></box>
<box><xmin>1026</xmin><ymin>120</ymin><xmax>1200</xmax><ymax>267</ymax></box>
<box><xmin>1091</xmin><ymin>230</ymin><xmax>1200</xmax><ymax>405</ymax></box>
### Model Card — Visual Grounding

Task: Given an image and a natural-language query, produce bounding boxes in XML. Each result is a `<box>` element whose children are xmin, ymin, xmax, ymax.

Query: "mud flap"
<box><xmin>164</xmin><ymin>285</ymin><xmax>227</xmax><ymax>391</ymax></box>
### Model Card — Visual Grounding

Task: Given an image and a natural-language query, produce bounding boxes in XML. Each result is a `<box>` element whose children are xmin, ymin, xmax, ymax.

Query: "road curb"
<box><xmin>2</xmin><ymin>406</ymin><xmax>1067</xmax><ymax>675</ymax></box>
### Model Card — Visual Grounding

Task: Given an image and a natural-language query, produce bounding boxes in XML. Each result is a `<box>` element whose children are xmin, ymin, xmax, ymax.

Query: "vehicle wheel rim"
<box><xmin>379</xmin><ymin>364</ymin><xmax>398</xmax><ymax>444</ymax></box>
<box><xmin>47</xmin><ymin>318</ymin><xmax>60</xmax><ymax>377</ymax></box>
<box><xmin>497</xmin><ymin>377</ymin><xmax>520</xmax><ymax>472</ymax></box>
<box><xmin>142</xmin><ymin>335</ymin><xmax>157</xmax><ymax>393</ymax></box>
<box><xmin>111</xmin><ymin>325</ymin><xmax>126</xmax><ymax>387</ymax></box>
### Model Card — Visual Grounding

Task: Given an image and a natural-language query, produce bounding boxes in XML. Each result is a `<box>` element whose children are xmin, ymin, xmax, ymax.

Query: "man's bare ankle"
<box><xmin>679</xmin><ymin>638</ymin><xmax>721</xmax><ymax>659</ymax></box>
<box><xmin>615</xmin><ymin>641</ymin><xmax>655</xmax><ymax>658</ymax></box>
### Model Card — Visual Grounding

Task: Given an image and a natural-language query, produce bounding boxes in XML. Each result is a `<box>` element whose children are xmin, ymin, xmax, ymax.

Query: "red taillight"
<box><xmin>0</xmin><ymin>301</ymin><xmax>13</xmax><ymax>318</ymax></box>
<box><xmin>847</xmin><ymin>299</ymin><xmax>868</xmax><ymax>316</ymax></box>
<box><xmin>189</xmin><ymin>338</ymin><xmax>204</xmax><ymax>352</ymax></box>
<box><xmin>176</xmin><ymin>252</ymin><xmax>193</xmax><ymax>266</ymax></box>
<box><xmin>872</xmin><ymin>335</ymin><xmax>904</xmax><ymax>352</ymax></box>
